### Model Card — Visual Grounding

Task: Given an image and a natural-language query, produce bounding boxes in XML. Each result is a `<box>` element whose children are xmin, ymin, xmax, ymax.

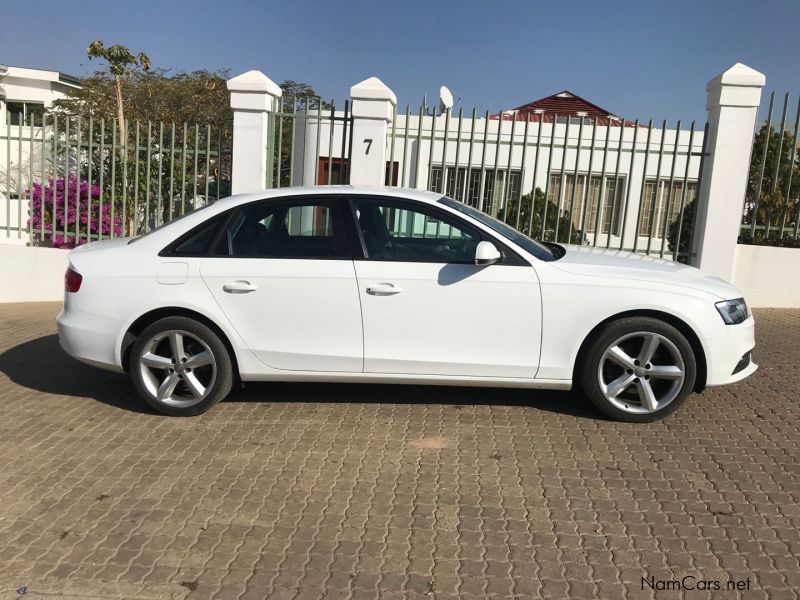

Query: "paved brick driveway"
<box><xmin>0</xmin><ymin>303</ymin><xmax>798</xmax><ymax>599</ymax></box>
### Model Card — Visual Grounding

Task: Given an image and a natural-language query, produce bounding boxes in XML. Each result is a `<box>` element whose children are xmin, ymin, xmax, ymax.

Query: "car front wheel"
<box><xmin>129</xmin><ymin>316</ymin><xmax>234</xmax><ymax>416</ymax></box>
<box><xmin>578</xmin><ymin>316</ymin><xmax>697</xmax><ymax>422</ymax></box>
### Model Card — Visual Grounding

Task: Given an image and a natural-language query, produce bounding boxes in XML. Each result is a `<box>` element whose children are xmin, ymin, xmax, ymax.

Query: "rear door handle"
<box><xmin>366</xmin><ymin>283</ymin><xmax>402</xmax><ymax>296</ymax></box>
<box><xmin>223</xmin><ymin>280</ymin><xmax>258</xmax><ymax>294</ymax></box>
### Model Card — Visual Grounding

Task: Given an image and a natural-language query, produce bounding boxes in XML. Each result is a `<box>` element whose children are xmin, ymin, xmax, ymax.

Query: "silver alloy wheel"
<box><xmin>138</xmin><ymin>330</ymin><xmax>217</xmax><ymax>408</ymax></box>
<box><xmin>597</xmin><ymin>331</ymin><xmax>686</xmax><ymax>414</ymax></box>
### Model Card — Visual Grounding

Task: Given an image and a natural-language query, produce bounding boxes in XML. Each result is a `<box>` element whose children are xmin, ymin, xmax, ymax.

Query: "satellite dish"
<box><xmin>439</xmin><ymin>86</ymin><xmax>454</xmax><ymax>113</ymax></box>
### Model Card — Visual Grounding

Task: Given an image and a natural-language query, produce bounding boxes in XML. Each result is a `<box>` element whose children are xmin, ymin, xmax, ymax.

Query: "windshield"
<box><xmin>438</xmin><ymin>197</ymin><xmax>558</xmax><ymax>261</ymax></box>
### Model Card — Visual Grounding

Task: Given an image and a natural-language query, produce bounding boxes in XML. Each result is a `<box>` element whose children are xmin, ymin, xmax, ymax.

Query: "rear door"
<box><xmin>200</xmin><ymin>196</ymin><xmax>363</xmax><ymax>372</ymax></box>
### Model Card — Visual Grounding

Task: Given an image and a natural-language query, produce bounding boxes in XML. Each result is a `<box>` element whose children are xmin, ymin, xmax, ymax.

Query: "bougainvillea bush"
<box><xmin>28</xmin><ymin>174</ymin><xmax>123</xmax><ymax>249</ymax></box>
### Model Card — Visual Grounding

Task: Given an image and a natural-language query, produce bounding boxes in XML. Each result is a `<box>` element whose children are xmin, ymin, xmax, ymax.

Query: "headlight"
<box><xmin>715</xmin><ymin>298</ymin><xmax>750</xmax><ymax>325</ymax></box>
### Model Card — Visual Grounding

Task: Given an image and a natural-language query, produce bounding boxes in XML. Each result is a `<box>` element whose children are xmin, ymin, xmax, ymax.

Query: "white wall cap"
<box><xmin>350</xmin><ymin>77</ymin><xmax>397</xmax><ymax>105</ymax></box>
<box><xmin>706</xmin><ymin>63</ymin><xmax>766</xmax><ymax>91</ymax></box>
<box><xmin>227</xmin><ymin>70</ymin><xmax>282</xmax><ymax>97</ymax></box>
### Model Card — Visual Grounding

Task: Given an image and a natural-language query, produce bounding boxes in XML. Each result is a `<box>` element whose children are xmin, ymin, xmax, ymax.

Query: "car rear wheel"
<box><xmin>129</xmin><ymin>316</ymin><xmax>233</xmax><ymax>416</ymax></box>
<box><xmin>578</xmin><ymin>317</ymin><xmax>697</xmax><ymax>422</ymax></box>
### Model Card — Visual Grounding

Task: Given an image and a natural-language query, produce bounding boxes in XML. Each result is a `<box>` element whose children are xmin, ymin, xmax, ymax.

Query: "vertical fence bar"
<box><xmin>645</xmin><ymin>120</ymin><xmax>668</xmax><ymax>254</ymax></box>
<box><xmin>606</xmin><ymin>119</ymin><xmax>626</xmax><ymax>248</ymax></box>
<box><xmin>111</xmin><ymin>118</ymin><xmax>117</xmax><ymax>239</ymax></box>
<box><xmin>501</xmin><ymin>115</ymin><xmax>517</xmax><ymax>221</ymax></box>
<box><xmin>340</xmin><ymin>100</ymin><xmax>350</xmax><ymax>184</ymax></box>
<box><xmin>489</xmin><ymin>111</ymin><xmax>503</xmax><ymax>215</ymax></box>
<box><xmin>514</xmin><ymin>115</ymin><xmax>530</xmax><ymax>229</ymax></box>
<box><xmin>27</xmin><ymin>114</ymin><xmax>35</xmax><ymax>240</ymax></box>
<box><xmin>87</xmin><ymin>117</ymin><xmax>94</xmax><ymax>241</ymax></box>
<box><xmin>659</xmin><ymin>121</ymin><xmax>681</xmax><ymax>257</ymax></box>
<box><xmin>453</xmin><ymin>108</ymin><xmax>464</xmax><ymax>200</ymax></box>
<box><xmin>98</xmin><ymin>119</ymin><xmax>105</xmax><ymax>240</ymax></box>
<box><xmin>464</xmin><ymin>108</ymin><xmax>477</xmax><ymax>206</ymax></box>
<box><xmin>5</xmin><ymin>116</ymin><xmax>10</xmax><ymax>237</ymax></box>
<box><xmin>204</xmin><ymin>124</ymin><xmax>211</xmax><ymax>203</ymax></box>
<box><xmin>440</xmin><ymin>108</ymin><xmax>451</xmax><ymax>192</ymax></box>
<box><xmin>673</xmin><ymin>122</ymin><xmax>696</xmax><ymax>261</ymax></box>
<box><xmin>553</xmin><ymin>116</ymin><xmax>572</xmax><ymax>242</ymax></box>
<box><xmin>632</xmin><ymin>120</ymin><xmax>654</xmax><ymax>252</ymax></box>
<box><xmin>192</xmin><ymin>123</ymin><xmax>200</xmax><ymax>208</ymax></box>
<box><xmin>413</xmin><ymin>106</ymin><xmax>424</xmax><ymax>188</ymax></box>
<box><xmin>275</xmin><ymin>102</ymin><xmax>284</xmax><ymax>188</ymax></box>
<box><xmin>40</xmin><ymin>114</ymin><xmax>48</xmax><ymax>241</ymax></box>
<box><xmin>63</xmin><ymin>116</ymin><xmax>70</xmax><ymax>241</ymax></box>
<box><xmin>579</xmin><ymin>117</ymin><xmax>598</xmax><ymax>238</ymax></box>
<box><xmin>133</xmin><ymin>121</ymin><xmax>140</xmax><ymax>234</ymax></box>
<box><xmin>765</xmin><ymin>93</ymin><xmax>789</xmax><ymax>238</ymax></box>
<box><xmin>168</xmin><ymin>122</ymin><xmax>175</xmax><ymax>221</ymax></box>
<box><xmin>388</xmin><ymin>103</ymin><xmax>397</xmax><ymax>186</ymax></box>
<box><xmin>400</xmin><ymin>105</ymin><xmax>410</xmax><ymax>187</ymax></box>
<box><xmin>156</xmin><ymin>122</ymin><xmax>163</xmax><ymax>226</ymax></box>
<box><xmin>619</xmin><ymin>119</ymin><xmax>640</xmax><ymax>251</ymax></box>
<box><xmin>593</xmin><ymin>118</ymin><xmax>611</xmax><ymax>244</ymax></box>
<box><xmin>75</xmin><ymin>117</ymin><xmax>82</xmax><ymax>242</ymax></box>
<box><xmin>524</xmin><ymin>113</ymin><xmax>543</xmax><ymax>235</ymax></box>
<box><xmin>427</xmin><ymin>110</ymin><xmax>438</xmax><ymax>192</ymax></box>
<box><xmin>145</xmin><ymin>122</ymin><xmax>152</xmax><ymax>229</ymax></box>
<box><xmin>122</xmin><ymin>119</ymin><xmax>130</xmax><ymax>236</ymax></box>
<box><xmin>314</xmin><ymin>99</ymin><xmax>323</xmax><ymax>186</ymax></box>
<box><xmin>16</xmin><ymin>111</ymin><xmax>24</xmax><ymax>238</ymax></box>
<box><xmin>750</xmin><ymin>91</ymin><xmax>774</xmax><ymax>237</ymax></box>
<box><xmin>540</xmin><ymin>114</ymin><xmax>558</xmax><ymax>239</ymax></box>
<box><xmin>477</xmin><ymin>111</ymin><xmax>490</xmax><ymax>211</ymax></box>
<box><xmin>326</xmin><ymin>101</ymin><xmax>335</xmax><ymax>185</ymax></box>
<box><xmin>567</xmin><ymin>117</ymin><xmax>585</xmax><ymax>241</ymax></box>
<box><xmin>180</xmin><ymin>123</ymin><xmax>188</xmax><ymax>214</ymax></box>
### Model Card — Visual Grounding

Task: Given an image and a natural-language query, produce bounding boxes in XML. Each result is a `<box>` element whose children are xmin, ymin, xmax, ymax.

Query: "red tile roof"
<box><xmin>491</xmin><ymin>90</ymin><xmax>637</xmax><ymax>126</ymax></box>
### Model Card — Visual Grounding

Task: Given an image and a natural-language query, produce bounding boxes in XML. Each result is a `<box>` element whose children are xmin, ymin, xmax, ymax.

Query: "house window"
<box><xmin>5</xmin><ymin>101</ymin><xmax>45</xmax><ymax>126</ymax></box>
<box><xmin>547</xmin><ymin>173</ymin><xmax>625</xmax><ymax>235</ymax></box>
<box><xmin>430</xmin><ymin>166</ymin><xmax>521</xmax><ymax>216</ymax></box>
<box><xmin>639</xmin><ymin>180</ymin><xmax>697</xmax><ymax>237</ymax></box>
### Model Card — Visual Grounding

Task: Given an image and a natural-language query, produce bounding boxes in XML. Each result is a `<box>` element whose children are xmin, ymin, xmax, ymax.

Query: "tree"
<box><xmin>500</xmin><ymin>187</ymin><xmax>585</xmax><ymax>245</ymax></box>
<box><xmin>86</xmin><ymin>40</ymin><xmax>151</xmax><ymax>138</ymax></box>
<box><xmin>740</xmin><ymin>124</ymin><xmax>800</xmax><ymax>244</ymax></box>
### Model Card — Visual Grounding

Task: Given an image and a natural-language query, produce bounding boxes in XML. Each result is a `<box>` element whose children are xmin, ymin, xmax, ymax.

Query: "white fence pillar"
<box><xmin>227</xmin><ymin>70</ymin><xmax>282</xmax><ymax>194</ymax></box>
<box><xmin>693</xmin><ymin>63</ymin><xmax>765</xmax><ymax>279</ymax></box>
<box><xmin>349</xmin><ymin>77</ymin><xmax>396</xmax><ymax>186</ymax></box>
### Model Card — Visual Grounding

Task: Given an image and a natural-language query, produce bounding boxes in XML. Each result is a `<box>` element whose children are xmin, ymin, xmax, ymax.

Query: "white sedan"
<box><xmin>57</xmin><ymin>186</ymin><xmax>757</xmax><ymax>422</ymax></box>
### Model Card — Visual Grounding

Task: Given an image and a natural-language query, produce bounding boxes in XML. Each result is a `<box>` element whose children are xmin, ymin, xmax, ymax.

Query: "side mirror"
<box><xmin>475</xmin><ymin>241</ymin><xmax>501</xmax><ymax>266</ymax></box>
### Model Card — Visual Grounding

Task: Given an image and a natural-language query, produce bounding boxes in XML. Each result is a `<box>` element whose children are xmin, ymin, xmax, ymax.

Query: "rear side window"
<box><xmin>212</xmin><ymin>199</ymin><xmax>350</xmax><ymax>259</ymax></box>
<box><xmin>162</xmin><ymin>213</ymin><xmax>228</xmax><ymax>256</ymax></box>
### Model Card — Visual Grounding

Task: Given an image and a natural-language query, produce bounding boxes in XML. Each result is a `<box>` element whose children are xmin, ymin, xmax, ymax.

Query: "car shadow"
<box><xmin>0</xmin><ymin>334</ymin><xmax>607</xmax><ymax>420</ymax></box>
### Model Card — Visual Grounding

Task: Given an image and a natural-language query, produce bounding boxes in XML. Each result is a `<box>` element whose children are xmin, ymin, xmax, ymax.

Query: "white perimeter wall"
<box><xmin>732</xmin><ymin>244</ymin><xmax>800</xmax><ymax>308</ymax></box>
<box><xmin>0</xmin><ymin>243</ymin><xmax>68</xmax><ymax>302</ymax></box>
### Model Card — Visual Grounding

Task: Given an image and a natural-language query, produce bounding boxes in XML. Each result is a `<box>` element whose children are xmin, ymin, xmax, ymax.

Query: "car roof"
<box><xmin>217</xmin><ymin>185</ymin><xmax>444</xmax><ymax>208</ymax></box>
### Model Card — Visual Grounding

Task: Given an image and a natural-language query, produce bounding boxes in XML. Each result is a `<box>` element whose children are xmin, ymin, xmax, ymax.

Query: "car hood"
<box><xmin>551</xmin><ymin>244</ymin><xmax>740</xmax><ymax>300</ymax></box>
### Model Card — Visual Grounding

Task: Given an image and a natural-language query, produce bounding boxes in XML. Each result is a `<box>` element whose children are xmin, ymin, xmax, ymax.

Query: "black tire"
<box><xmin>129</xmin><ymin>316</ymin><xmax>234</xmax><ymax>416</ymax></box>
<box><xmin>577</xmin><ymin>316</ymin><xmax>697</xmax><ymax>423</ymax></box>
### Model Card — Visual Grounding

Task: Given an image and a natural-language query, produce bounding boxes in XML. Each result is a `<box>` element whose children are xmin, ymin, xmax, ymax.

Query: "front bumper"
<box><xmin>703</xmin><ymin>316</ymin><xmax>758</xmax><ymax>387</ymax></box>
<box><xmin>57</xmin><ymin>307</ymin><xmax>124</xmax><ymax>372</ymax></box>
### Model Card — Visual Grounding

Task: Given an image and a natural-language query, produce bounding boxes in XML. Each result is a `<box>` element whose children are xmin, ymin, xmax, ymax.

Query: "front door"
<box><xmin>348</xmin><ymin>196</ymin><xmax>542</xmax><ymax>378</ymax></box>
<box><xmin>201</xmin><ymin>197</ymin><xmax>363</xmax><ymax>372</ymax></box>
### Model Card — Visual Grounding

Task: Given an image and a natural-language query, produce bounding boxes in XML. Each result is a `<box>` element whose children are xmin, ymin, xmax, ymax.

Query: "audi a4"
<box><xmin>57</xmin><ymin>186</ymin><xmax>757</xmax><ymax>421</ymax></box>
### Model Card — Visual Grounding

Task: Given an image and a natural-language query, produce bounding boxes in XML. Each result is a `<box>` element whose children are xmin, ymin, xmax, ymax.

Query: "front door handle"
<box><xmin>223</xmin><ymin>280</ymin><xmax>258</xmax><ymax>294</ymax></box>
<box><xmin>366</xmin><ymin>283</ymin><xmax>402</xmax><ymax>296</ymax></box>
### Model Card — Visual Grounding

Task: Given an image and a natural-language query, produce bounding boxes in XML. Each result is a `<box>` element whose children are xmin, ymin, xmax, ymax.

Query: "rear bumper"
<box><xmin>57</xmin><ymin>306</ymin><xmax>124</xmax><ymax>372</ymax></box>
<box><xmin>704</xmin><ymin>317</ymin><xmax>758</xmax><ymax>387</ymax></box>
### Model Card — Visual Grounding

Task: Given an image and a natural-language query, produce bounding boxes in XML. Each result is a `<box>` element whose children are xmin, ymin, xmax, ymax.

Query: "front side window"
<box><xmin>215</xmin><ymin>199</ymin><xmax>349</xmax><ymax>258</ymax></box>
<box><xmin>351</xmin><ymin>198</ymin><xmax>480</xmax><ymax>263</ymax></box>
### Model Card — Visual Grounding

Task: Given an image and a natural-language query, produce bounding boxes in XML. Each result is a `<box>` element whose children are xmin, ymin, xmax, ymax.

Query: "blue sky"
<box><xmin>2</xmin><ymin>0</ymin><xmax>797</xmax><ymax>123</ymax></box>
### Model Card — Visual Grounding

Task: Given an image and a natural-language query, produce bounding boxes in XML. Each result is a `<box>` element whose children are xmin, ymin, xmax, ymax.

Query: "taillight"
<box><xmin>65</xmin><ymin>267</ymin><xmax>82</xmax><ymax>293</ymax></box>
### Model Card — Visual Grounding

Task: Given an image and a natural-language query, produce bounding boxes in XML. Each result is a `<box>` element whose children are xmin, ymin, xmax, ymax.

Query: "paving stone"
<box><xmin>0</xmin><ymin>303</ymin><xmax>798</xmax><ymax>598</ymax></box>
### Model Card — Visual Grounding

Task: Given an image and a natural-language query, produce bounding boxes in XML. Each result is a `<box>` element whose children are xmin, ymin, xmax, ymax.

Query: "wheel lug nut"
<box><xmin>634</xmin><ymin>377</ymin><xmax>640</xmax><ymax>383</ymax></box>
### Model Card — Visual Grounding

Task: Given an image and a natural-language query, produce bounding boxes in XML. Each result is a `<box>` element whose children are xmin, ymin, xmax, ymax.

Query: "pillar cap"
<box><xmin>227</xmin><ymin>70</ymin><xmax>282</xmax><ymax>97</ymax></box>
<box><xmin>350</xmin><ymin>77</ymin><xmax>397</xmax><ymax>105</ymax></box>
<box><xmin>706</xmin><ymin>63</ymin><xmax>765</xmax><ymax>92</ymax></box>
